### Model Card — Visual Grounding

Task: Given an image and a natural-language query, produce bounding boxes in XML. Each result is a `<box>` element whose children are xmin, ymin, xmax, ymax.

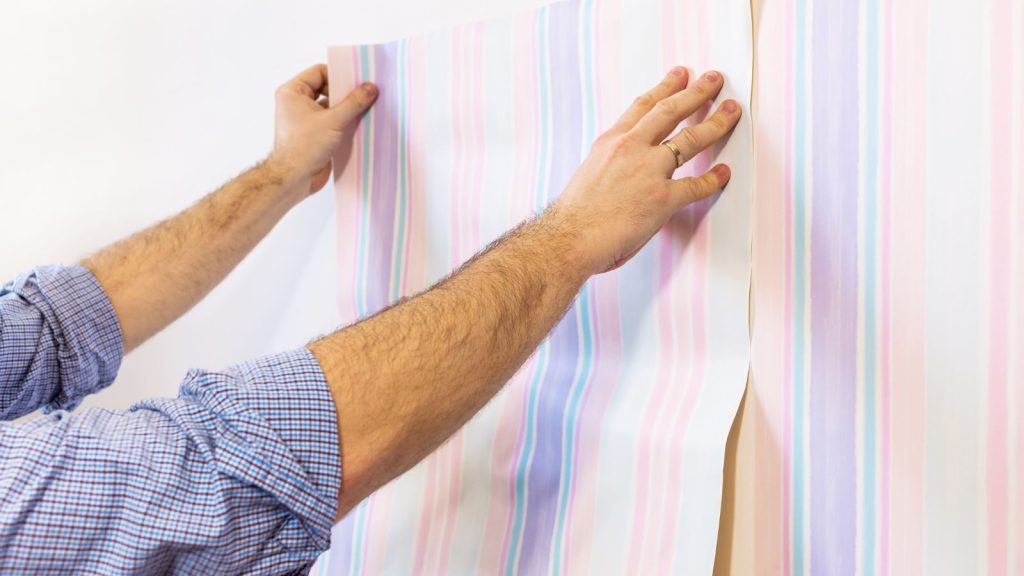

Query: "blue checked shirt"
<box><xmin>0</xmin><ymin>265</ymin><xmax>341</xmax><ymax>575</ymax></box>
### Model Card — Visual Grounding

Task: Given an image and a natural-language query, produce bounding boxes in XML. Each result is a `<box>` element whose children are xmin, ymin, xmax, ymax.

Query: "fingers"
<box><xmin>671</xmin><ymin>164</ymin><xmax>731</xmax><ymax>206</ymax></box>
<box><xmin>279</xmin><ymin>64</ymin><xmax>331</xmax><ymax>100</ymax></box>
<box><xmin>609</xmin><ymin>67</ymin><xmax>689</xmax><ymax>133</ymax></box>
<box><xmin>326</xmin><ymin>82</ymin><xmax>379</xmax><ymax>127</ymax></box>
<box><xmin>631</xmin><ymin>70</ymin><xmax>726</xmax><ymax>144</ymax></box>
<box><xmin>658</xmin><ymin>99</ymin><xmax>741</xmax><ymax>171</ymax></box>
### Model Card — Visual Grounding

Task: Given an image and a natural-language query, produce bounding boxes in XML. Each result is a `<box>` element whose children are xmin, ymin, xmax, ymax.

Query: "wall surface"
<box><xmin>0</xmin><ymin>0</ymin><xmax>551</xmax><ymax>410</ymax></box>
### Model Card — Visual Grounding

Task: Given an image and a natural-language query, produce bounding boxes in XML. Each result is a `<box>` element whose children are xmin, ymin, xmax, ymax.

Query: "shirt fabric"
<box><xmin>0</xmin><ymin>265</ymin><xmax>340</xmax><ymax>575</ymax></box>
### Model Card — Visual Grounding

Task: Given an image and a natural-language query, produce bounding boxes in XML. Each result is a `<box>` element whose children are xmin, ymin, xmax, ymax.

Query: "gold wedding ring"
<box><xmin>661</xmin><ymin>140</ymin><xmax>683</xmax><ymax>169</ymax></box>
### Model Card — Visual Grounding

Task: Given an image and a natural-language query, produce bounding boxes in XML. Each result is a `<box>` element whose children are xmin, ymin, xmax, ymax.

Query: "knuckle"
<box><xmin>709</xmin><ymin>113</ymin><xmax>731</xmax><ymax>132</ymax></box>
<box><xmin>593</xmin><ymin>129</ymin><xmax>617</xmax><ymax>148</ymax></box>
<box><xmin>690</xmin><ymin>82</ymin><xmax>710</xmax><ymax>98</ymax></box>
<box><xmin>633</xmin><ymin>93</ymin><xmax>657</xmax><ymax>109</ymax></box>
<box><xmin>649</xmin><ymin>182</ymin><xmax>674</xmax><ymax>206</ymax></box>
<box><xmin>609</xmin><ymin>134</ymin><xmax>637</xmax><ymax>157</ymax></box>
<box><xmin>347</xmin><ymin>92</ymin><xmax>367</xmax><ymax>108</ymax></box>
<box><xmin>275</xmin><ymin>84</ymin><xmax>296</xmax><ymax>101</ymax></box>
<box><xmin>683</xmin><ymin>178</ymin><xmax>706</xmax><ymax>202</ymax></box>
<box><xmin>679</xmin><ymin>128</ymin><xmax>703</xmax><ymax>152</ymax></box>
<box><xmin>654</xmin><ymin>99</ymin><xmax>678</xmax><ymax>117</ymax></box>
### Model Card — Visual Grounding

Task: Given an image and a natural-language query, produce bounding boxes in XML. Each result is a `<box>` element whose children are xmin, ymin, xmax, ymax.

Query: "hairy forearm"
<box><xmin>309</xmin><ymin>207</ymin><xmax>590</xmax><ymax>520</ymax></box>
<box><xmin>81</xmin><ymin>157</ymin><xmax>306</xmax><ymax>351</ymax></box>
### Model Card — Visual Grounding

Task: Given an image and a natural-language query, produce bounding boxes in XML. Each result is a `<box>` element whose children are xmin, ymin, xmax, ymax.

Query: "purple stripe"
<box><xmin>329</xmin><ymin>517</ymin><xmax>356</xmax><ymax>572</ymax></box>
<box><xmin>332</xmin><ymin>42</ymin><xmax>403</xmax><ymax>572</ymax></box>
<box><xmin>367</xmin><ymin>43</ymin><xmax>401</xmax><ymax>315</ymax></box>
<box><xmin>809</xmin><ymin>1</ymin><xmax>859</xmax><ymax>573</ymax></box>
<box><xmin>516</xmin><ymin>3</ymin><xmax>583</xmax><ymax>574</ymax></box>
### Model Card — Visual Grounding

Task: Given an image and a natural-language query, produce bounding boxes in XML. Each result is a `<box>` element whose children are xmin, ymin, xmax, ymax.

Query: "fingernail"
<box><xmin>722</xmin><ymin>99</ymin><xmax>738</xmax><ymax>113</ymax></box>
<box><xmin>704</xmin><ymin>71</ymin><xmax>720</xmax><ymax>82</ymax></box>
<box><xmin>669</xmin><ymin>66</ymin><xmax>685</xmax><ymax>77</ymax></box>
<box><xmin>713</xmin><ymin>164</ymin><xmax>730</xmax><ymax>183</ymax></box>
<box><xmin>361</xmin><ymin>82</ymin><xmax>377</xmax><ymax>96</ymax></box>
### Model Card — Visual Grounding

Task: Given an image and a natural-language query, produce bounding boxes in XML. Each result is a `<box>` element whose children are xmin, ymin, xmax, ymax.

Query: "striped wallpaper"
<box><xmin>317</xmin><ymin>0</ymin><xmax>1023</xmax><ymax>573</ymax></box>
<box><xmin>722</xmin><ymin>0</ymin><xmax>1024</xmax><ymax>574</ymax></box>
<box><xmin>323</xmin><ymin>0</ymin><xmax>753</xmax><ymax>573</ymax></box>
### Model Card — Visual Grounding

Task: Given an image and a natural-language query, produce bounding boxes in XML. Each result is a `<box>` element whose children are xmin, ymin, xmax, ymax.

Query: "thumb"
<box><xmin>327</xmin><ymin>82</ymin><xmax>379</xmax><ymax>128</ymax></box>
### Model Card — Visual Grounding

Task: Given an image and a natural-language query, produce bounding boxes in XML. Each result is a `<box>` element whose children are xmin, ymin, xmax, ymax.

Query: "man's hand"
<box><xmin>272</xmin><ymin>64</ymin><xmax>379</xmax><ymax>194</ymax></box>
<box><xmin>552</xmin><ymin>67</ymin><xmax>741</xmax><ymax>274</ymax></box>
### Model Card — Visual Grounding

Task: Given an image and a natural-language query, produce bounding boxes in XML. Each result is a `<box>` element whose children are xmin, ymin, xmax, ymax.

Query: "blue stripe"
<box><xmin>506</xmin><ymin>346</ymin><xmax>550</xmax><ymax>576</ymax></box>
<box><xmin>534</xmin><ymin>6</ymin><xmax>552</xmax><ymax>213</ymax></box>
<box><xmin>356</xmin><ymin>45</ymin><xmax>373</xmax><ymax>318</ymax></box>
<box><xmin>391</xmin><ymin>39</ymin><xmax>409</xmax><ymax>301</ymax></box>
<box><xmin>792</xmin><ymin>0</ymin><xmax>807</xmax><ymax>573</ymax></box>
<box><xmin>505</xmin><ymin>9</ymin><xmax>553</xmax><ymax>575</ymax></box>
<box><xmin>349</xmin><ymin>500</ymin><xmax>370</xmax><ymax>574</ymax></box>
<box><xmin>579</xmin><ymin>0</ymin><xmax>597</xmax><ymax>149</ymax></box>
<box><xmin>863</xmin><ymin>0</ymin><xmax>879</xmax><ymax>572</ymax></box>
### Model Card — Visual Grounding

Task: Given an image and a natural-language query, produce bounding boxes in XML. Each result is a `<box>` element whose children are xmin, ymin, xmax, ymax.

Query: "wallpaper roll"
<box><xmin>721</xmin><ymin>0</ymin><xmax>1024</xmax><ymax>574</ymax></box>
<box><xmin>322</xmin><ymin>0</ymin><xmax>754</xmax><ymax>573</ymax></box>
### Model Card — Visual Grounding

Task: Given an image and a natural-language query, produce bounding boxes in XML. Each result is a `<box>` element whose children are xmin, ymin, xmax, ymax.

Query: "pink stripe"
<box><xmin>879</xmin><ymin>0</ymin><xmax>894</xmax><ymax>573</ymax></box>
<box><xmin>748</xmin><ymin>0</ymin><xmax>787</xmax><ymax>570</ymax></box>
<box><xmin>1018</xmin><ymin>5</ymin><xmax>1024</xmax><ymax>565</ymax></box>
<box><xmin>987</xmin><ymin>2</ymin><xmax>1013</xmax><ymax>574</ymax></box>
<box><xmin>410</xmin><ymin>37</ymin><xmax>429</xmax><ymax>293</ymax></box>
<box><xmin>471</xmin><ymin>21</ymin><xmax>485</xmax><ymax>251</ymax></box>
<box><xmin>362</xmin><ymin>493</ymin><xmax>391</xmax><ymax>575</ymax></box>
<box><xmin>889</xmin><ymin>1</ymin><xmax>927</xmax><ymax>572</ymax></box>
<box><xmin>410</xmin><ymin>459</ymin><xmax>439</xmax><ymax>574</ymax></box>
<box><xmin>356</xmin><ymin>496</ymin><xmax>376</xmax><ymax>576</ymax></box>
<box><xmin>452</xmin><ymin>27</ymin><xmax>466</xmax><ymax>266</ymax></box>
<box><xmin>1018</xmin><ymin>9</ymin><xmax>1024</xmax><ymax>564</ymax></box>
<box><xmin>433</xmin><ymin>435</ymin><xmax>464</xmax><ymax>573</ymax></box>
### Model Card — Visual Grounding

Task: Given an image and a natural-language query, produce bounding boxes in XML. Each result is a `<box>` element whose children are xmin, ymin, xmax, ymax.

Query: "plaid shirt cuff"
<box><xmin>3</xmin><ymin>264</ymin><xmax>124</xmax><ymax>412</ymax></box>
<box><xmin>179</xmin><ymin>347</ymin><xmax>342</xmax><ymax>554</ymax></box>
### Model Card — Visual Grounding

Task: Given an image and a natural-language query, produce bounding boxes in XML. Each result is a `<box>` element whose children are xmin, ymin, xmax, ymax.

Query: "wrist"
<box><xmin>261</xmin><ymin>152</ymin><xmax>313</xmax><ymax>206</ymax></box>
<box><xmin>531</xmin><ymin>205</ymin><xmax>597</xmax><ymax>286</ymax></box>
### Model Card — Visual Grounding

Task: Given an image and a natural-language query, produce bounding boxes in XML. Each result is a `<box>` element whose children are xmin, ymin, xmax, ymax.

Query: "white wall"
<box><xmin>0</xmin><ymin>0</ymin><xmax>551</xmax><ymax>409</ymax></box>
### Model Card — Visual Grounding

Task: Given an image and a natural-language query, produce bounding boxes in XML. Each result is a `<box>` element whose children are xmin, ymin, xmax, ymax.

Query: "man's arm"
<box><xmin>0</xmin><ymin>65</ymin><xmax>376</xmax><ymax>418</ymax></box>
<box><xmin>0</xmin><ymin>349</ymin><xmax>341</xmax><ymax>574</ymax></box>
<box><xmin>82</xmin><ymin>65</ymin><xmax>378</xmax><ymax>352</ymax></box>
<box><xmin>310</xmin><ymin>67</ymin><xmax>742</xmax><ymax>520</ymax></box>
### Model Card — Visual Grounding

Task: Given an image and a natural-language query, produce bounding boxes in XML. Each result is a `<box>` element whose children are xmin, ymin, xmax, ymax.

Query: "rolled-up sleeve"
<box><xmin>0</xmin><ymin>265</ymin><xmax>124</xmax><ymax>419</ymax></box>
<box><xmin>0</xmin><ymin>348</ymin><xmax>341</xmax><ymax>575</ymax></box>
